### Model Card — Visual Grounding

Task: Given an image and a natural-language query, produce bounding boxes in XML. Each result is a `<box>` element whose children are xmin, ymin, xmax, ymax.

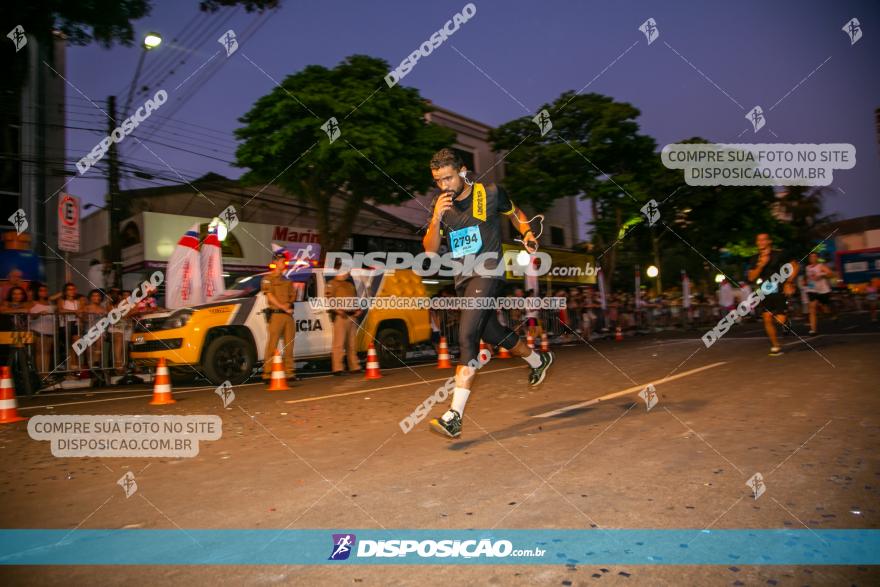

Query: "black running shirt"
<box><xmin>429</xmin><ymin>183</ymin><xmax>515</xmax><ymax>285</ymax></box>
<box><xmin>749</xmin><ymin>248</ymin><xmax>795</xmax><ymax>293</ymax></box>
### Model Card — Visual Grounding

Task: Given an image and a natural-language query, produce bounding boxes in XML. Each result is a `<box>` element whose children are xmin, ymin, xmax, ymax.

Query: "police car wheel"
<box><xmin>203</xmin><ymin>335</ymin><xmax>256</xmax><ymax>386</ymax></box>
<box><xmin>375</xmin><ymin>327</ymin><xmax>408</xmax><ymax>369</ymax></box>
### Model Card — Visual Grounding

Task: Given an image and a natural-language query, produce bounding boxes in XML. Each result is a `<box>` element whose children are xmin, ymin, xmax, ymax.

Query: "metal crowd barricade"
<box><xmin>541</xmin><ymin>308</ymin><xmax>563</xmax><ymax>339</ymax></box>
<box><xmin>436</xmin><ymin>307</ymin><xmax>460</xmax><ymax>349</ymax></box>
<box><xmin>425</xmin><ymin>296</ymin><xmax>741</xmax><ymax>356</ymax></box>
<box><xmin>1</xmin><ymin>311</ymin><xmax>132</xmax><ymax>392</ymax></box>
<box><xmin>430</xmin><ymin>304</ymin><xmax>569</xmax><ymax>353</ymax></box>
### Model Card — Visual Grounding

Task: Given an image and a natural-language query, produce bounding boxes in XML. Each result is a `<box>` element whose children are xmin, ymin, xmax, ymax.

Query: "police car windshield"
<box><xmin>219</xmin><ymin>274</ymin><xmax>263</xmax><ymax>298</ymax></box>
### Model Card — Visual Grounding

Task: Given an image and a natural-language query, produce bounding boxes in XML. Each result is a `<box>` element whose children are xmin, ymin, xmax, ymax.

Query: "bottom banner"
<box><xmin>0</xmin><ymin>529</ymin><xmax>877</xmax><ymax>565</ymax></box>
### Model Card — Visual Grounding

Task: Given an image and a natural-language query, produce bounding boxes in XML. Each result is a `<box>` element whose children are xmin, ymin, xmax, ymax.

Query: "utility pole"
<box><xmin>36</xmin><ymin>36</ymin><xmax>49</xmax><ymax>284</ymax></box>
<box><xmin>107</xmin><ymin>95</ymin><xmax>120</xmax><ymax>288</ymax></box>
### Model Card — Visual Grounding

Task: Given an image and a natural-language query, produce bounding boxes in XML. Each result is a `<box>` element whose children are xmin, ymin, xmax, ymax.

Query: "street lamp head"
<box><xmin>143</xmin><ymin>32</ymin><xmax>162</xmax><ymax>49</ymax></box>
<box><xmin>209</xmin><ymin>217</ymin><xmax>228</xmax><ymax>242</ymax></box>
<box><xmin>646</xmin><ymin>265</ymin><xmax>659</xmax><ymax>278</ymax></box>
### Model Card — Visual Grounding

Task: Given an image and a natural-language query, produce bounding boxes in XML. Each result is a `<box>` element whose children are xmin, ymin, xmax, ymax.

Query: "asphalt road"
<box><xmin>1</xmin><ymin>312</ymin><xmax>878</xmax><ymax>585</ymax></box>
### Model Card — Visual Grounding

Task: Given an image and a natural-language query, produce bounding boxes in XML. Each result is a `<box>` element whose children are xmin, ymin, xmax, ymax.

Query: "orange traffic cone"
<box><xmin>540</xmin><ymin>332</ymin><xmax>549</xmax><ymax>352</ymax></box>
<box><xmin>149</xmin><ymin>358</ymin><xmax>176</xmax><ymax>405</ymax></box>
<box><xmin>365</xmin><ymin>342</ymin><xmax>382</xmax><ymax>380</ymax></box>
<box><xmin>498</xmin><ymin>344</ymin><xmax>511</xmax><ymax>359</ymax></box>
<box><xmin>615</xmin><ymin>327</ymin><xmax>623</xmax><ymax>342</ymax></box>
<box><xmin>526</xmin><ymin>334</ymin><xmax>534</xmax><ymax>349</ymax></box>
<box><xmin>0</xmin><ymin>366</ymin><xmax>26</xmax><ymax>424</ymax></box>
<box><xmin>479</xmin><ymin>340</ymin><xmax>492</xmax><ymax>363</ymax></box>
<box><xmin>267</xmin><ymin>351</ymin><xmax>289</xmax><ymax>391</ymax></box>
<box><xmin>437</xmin><ymin>336</ymin><xmax>453</xmax><ymax>368</ymax></box>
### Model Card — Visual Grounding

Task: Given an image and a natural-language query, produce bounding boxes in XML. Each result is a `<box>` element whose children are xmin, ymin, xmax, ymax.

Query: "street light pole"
<box><xmin>124</xmin><ymin>32</ymin><xmax>162</xmax><ymax>116</ymax></box>
<box><xmin>123</xmin><ymin>49</ymin><xmax>147</xmax><ymax>118</ymax></box>
<box><xmin>106</xmin><ymin>33</ymin><xmax>161</xmax><ymax>289</ymax></box>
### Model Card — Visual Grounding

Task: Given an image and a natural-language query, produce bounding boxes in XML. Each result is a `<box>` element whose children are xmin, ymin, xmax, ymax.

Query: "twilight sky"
<box><xmin>63</xmin><ymin>0</ymin><xmax>879</xmax><ymax>235</ymax></box>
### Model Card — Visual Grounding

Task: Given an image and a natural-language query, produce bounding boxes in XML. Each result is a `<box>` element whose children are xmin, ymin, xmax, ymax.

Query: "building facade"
<box><xmin>0</xmin><ymin>30</ymin><xmax>68</xmax><ymax>290</ymax></box>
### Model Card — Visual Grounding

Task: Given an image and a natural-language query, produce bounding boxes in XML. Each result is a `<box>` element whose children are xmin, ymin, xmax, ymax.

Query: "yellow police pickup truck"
<box><xmin>129</xmin><ymin>268</ymin><xmax>430</xmax><ymax>384</ymax></box>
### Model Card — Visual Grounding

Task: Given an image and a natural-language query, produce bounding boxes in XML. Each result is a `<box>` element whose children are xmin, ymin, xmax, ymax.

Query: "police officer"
<box><xmin>326</xmin><ymin>266</ymin><xmax>362</xmax><ymax>376</ymax></box>
<box><xmin>262</xmin><ymin>251</ymin><xmax>297</xmax><ymax>380</ymax></box>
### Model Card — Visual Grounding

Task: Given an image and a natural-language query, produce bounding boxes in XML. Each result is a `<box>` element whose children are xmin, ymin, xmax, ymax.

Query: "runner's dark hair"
<box><xmin>429</xmin><ymin>148</ymin><xmax>464</xmax><ymax>170</ymax></box>
<box><xmin>5</xmin><ymin>286</ymin><xmax>26</xmax><ymax>303</ymax></box>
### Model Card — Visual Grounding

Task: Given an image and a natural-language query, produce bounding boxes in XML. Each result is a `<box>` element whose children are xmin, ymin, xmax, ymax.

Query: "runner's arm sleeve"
<box><xmin>496</xmin><ymin>185</ymin><xmax>516</xmax><ymax>216</ymax></box>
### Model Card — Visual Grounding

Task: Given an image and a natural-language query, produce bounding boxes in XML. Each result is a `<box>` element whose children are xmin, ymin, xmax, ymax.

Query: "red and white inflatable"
<box><xmin>165</xmin><ymin>223</ymin><xmax>205</xmax><ymax>309</ymax></box>
<box><xmin>201</xmin><ymin>225</ymin><xmax>225</xmax><ymax>302</ymax></box>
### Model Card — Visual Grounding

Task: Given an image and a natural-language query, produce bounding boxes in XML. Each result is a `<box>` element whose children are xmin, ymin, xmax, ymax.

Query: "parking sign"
<box><xmin>58</xmin><ymin>193</ymin><xmax>80</xmax><ymax>252</ymax></box>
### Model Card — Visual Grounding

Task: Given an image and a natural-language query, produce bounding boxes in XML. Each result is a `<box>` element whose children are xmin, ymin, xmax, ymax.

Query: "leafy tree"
<box><xmin>635</xmin><ymin>141</ymin><xmax>778</xmax><ymax>288</ymax></box>
<box><xmin>234</xmin><ymin>54</ymin><xmax>456</xmax><ymax>253</ymax></box>
<box><xmin>490</xmin><ymin>92</ymin><xmax>656</xmax><ymax>280</ymax></box>
<box><xmin>491</xmin><ymin>92</ymin><xmax>833</xmax><ymax>292</ymax></box>
<box><xmin>771</xmin><ymin>186</ymin><xmax>839</xmax><ymax>255</ymax></box>
<box><xmin>4</xmin><ymin>1</ymin><xmax>150</xmax><ymax>51</ymax></box>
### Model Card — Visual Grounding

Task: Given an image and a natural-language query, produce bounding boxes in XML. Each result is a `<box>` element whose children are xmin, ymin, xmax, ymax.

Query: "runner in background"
<box><xmin>718</xmin><ymin>278</ymin><xmax>736</xmax><ymax>315</ymax></box>
<box><xmin>804</xmin><ymin>252</ymin><xmax>834</xmax><ymax>335</ymax></box>
<box><xmin>796</xmin><ymin>274</ymin><xmax>810</xmax><ymax>319</ymax></box>
<box><xmin>747</xmin><ymin>233</ymin><xmax>799</xmax><ymax>356</ymax></box>
<box><xmin>525</xmin><ymin>289</ymin><xmax>540</xmax><ymax>339</ymax></box>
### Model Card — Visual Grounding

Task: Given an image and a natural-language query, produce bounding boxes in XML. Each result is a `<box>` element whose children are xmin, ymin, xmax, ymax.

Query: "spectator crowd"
<box><xmin>3</xmin><ymin>273</ymin><xmax>877</xmax><ymax>391</ymax></box>
<box><xmin>0</xmin><ymin>282</ymin><xmax>160</xmax><ymax>383</ymax></box>
<box><xmin>429</xmin><ymin>278</ymin><xmax>879</xmax><ymax>349</ymax></box>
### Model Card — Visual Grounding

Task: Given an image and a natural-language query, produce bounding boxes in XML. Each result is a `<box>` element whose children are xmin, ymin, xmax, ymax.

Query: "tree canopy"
<box><xmin>234</xmin><ymin>54</ymin><xmax>455</xmax><ymax>253</ymax></box>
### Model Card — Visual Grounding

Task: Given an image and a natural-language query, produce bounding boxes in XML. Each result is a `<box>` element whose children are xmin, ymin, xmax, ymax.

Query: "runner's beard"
<box><xmin>448</xmin><ymin>182</ymin><xmax>466</xmax><ymax>197</ymax></box>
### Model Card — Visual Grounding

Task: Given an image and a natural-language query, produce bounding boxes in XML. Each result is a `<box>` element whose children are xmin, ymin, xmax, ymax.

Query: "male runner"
<box><xmin>423</xmin><ymin>148</ymin><xmax>553</xmax><ymax>438</ymax></box>
<box><xmin>804</xmin><ymin>252</ymin><xmax>834</xmax><ymax>335</ymax></box>
<box><xmin>747</xmin><ymin>233</ymin><xmax>799</xmax><ymax>356</ymax></box>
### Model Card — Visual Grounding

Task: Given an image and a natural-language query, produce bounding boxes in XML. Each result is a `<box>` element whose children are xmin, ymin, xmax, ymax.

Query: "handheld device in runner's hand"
<box><xmin>515</xmin><ymin>214</ymin><xmax>544</xmax><ymax>254</ymax></box>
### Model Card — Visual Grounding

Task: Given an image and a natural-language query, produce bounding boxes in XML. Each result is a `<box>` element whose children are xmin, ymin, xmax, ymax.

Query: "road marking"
<box><xmin>640</xmin><ymin>330</ymin><xmax>879</xmax><ymax>350</ymax></box>
<box><xmin>284</xmin><ymin>366</ymin><xmax>525</xmax><ymax>404</ymax></box>
<box><xmin>29</xmin><ymin>385</ymin><xmax>219</xmax><ymax>398</ymax></box>
<box><xmin>532</xmin><ymin>361</ymin><xmax>727</xmax><ymax>418</ymax></box>
<box><xmin>640</xmin><ymin>337</ymin><xmax>773</xmax><ymax>348</ymax></box>
<box><xmin>783</xmin><ymin>334</ymin><xmax>823</xmax><ymax>347</ymax></box>
<box><xmin>28</xmin><ymin>361</ymin><xmax>445</xmax><ymax>401</ymax></box>
<box><xmin>640</xmin><ymin>339</ymin><xmax>705</xmax><ymax>348</ymax></box>
<box><xmin>18</xmin><ymin>365</ymin><xmax>525</xmax><ymax>410</ymax></box>
<box><xmin>17</xmin><ymin>386</ymin><xmax>218</xmax><ymax>410</ymax></box>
